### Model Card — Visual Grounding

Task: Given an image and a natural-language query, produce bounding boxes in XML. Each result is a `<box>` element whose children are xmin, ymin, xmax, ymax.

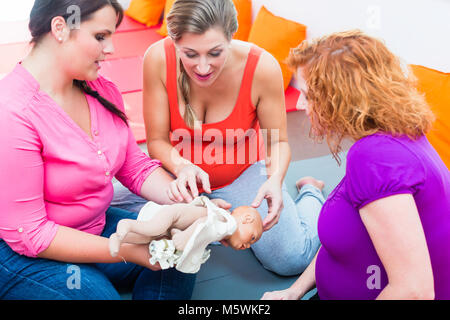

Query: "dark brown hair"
<box><xmin>29</xmin><ymin>0</ymin><xmax>128</xmax><ymax>124</ymax></box>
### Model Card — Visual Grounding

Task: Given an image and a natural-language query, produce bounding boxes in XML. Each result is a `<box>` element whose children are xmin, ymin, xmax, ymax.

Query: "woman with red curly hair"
<box><xmin>262</xmin><ymin>30</ymin><xmax>450</xmax><ymax>300</ymax></box>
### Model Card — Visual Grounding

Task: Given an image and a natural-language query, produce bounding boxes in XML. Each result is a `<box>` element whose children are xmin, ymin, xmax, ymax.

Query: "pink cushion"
<box><xmin>99</xmin><ymin>57</ymin><xmax>143</xmax><ymax>93</ymax></box>
<box><xmin>109</xmin><ymin>26</ymin><xmax>163</xmax><ymax>60</ymax></box>
<box><xmin>123</xmin><ymin>91</ymin><xmax>146</xmax><ymax>143</ymax></box>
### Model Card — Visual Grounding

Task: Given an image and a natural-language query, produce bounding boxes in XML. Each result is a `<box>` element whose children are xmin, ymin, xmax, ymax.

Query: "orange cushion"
<box><xmin>247</xmin><ymin>6</ymin><xmax>307</xmax><ymax>90</ymax></box>
<box><xmin>232</xmin><ymin>0</ymin><xmax>252</xmax><ymax>41</ymax></box>
<box><xmin>125</xmin><ymin>0</ymin><xmax>166</xmax><ymax>27</ymax></box>
<box><xmin>410</xmin><ymin>64</ymin><xmax>450</xmax><ymax>170</ymax></box>
<box><xmin>157</xmin><ymin>0</ymin><xmax>176</xmax><ymax>37</ymax></box>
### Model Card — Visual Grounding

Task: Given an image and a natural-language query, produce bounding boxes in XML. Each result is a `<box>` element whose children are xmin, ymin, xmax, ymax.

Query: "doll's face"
<box><xmin>226</xmin><ymin>206</ymin><xmax>263</xmax><ymax>250</ymax></box>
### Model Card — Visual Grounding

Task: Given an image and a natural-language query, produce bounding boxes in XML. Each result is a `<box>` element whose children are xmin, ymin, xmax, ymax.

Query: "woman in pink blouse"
<box><xmin>0</xmin><ymin>0</ymin><xmax>206</xmax><ymax>299</ymax></box>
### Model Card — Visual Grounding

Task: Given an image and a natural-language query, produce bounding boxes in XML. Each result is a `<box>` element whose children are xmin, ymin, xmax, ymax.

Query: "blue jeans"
<box><xmin>0</xmin><ymin>207</ymin><xmax>195</xmax><ymax>300</ymax></box>
<box><xmin>111</xmin><ymin>161</ymin><xmax>325</xmax><ymax>276</ymax></box>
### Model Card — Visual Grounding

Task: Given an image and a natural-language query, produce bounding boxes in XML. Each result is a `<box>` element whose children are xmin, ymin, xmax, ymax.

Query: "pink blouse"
<box><xmin>0</xmin><ymin>64</ymin><xmax>161</xmax><ymax>257</ymax></box>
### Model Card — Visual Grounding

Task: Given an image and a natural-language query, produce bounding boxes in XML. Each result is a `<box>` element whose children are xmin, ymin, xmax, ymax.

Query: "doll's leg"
<box><xmin>171</xmin><ymin>217</ymin><xmax>207</xmax><ymax>251</ymax></box>
<box><xmin>109</xmin><ymin>204</ymin><xmax>208</xmax><ymax>256</ymax></box>
<box><xmin>109</xmin><ymin>230</ymin><xmax>153</xmax><ymax>257</ymax></box>
<box><xmin>109</xmin><ymin>215</ymin><xmax>177</xmax><ymax>257</ymax></box>
<box><xmin>115</xmin><ymin>203</ymin><xmax>203</xmax><ymax>239</ymax></box>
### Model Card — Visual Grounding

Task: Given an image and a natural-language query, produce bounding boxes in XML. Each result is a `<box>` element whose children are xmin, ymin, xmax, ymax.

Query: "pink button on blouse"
<box><xmin>0</xmin><ymin>64</ymin><xmax>161</xmax><ymax>257</ymax></box>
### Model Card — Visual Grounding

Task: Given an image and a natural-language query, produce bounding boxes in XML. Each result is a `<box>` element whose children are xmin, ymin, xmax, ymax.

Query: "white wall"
<box><xmin>120</xmin><ymin>0</ymin><xmax>449</xmax><ymax>71</ymax></box>
<box><xmin>251</xmin><ymin>0</ymin><xmax>450</xmax><ymax>73</ymax></box>
<box><xmin>119</xmin><ymin>0</ymin><xmax>131</xmax><ymax>10</ymax></box>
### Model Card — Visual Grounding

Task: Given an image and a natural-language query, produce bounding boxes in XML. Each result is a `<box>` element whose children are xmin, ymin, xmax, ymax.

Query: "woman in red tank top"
<box><xmin>142</xmin><ymin>0</ymin><xmax>325</xmax><ymax>276</ymax></box>
<box><xmin>143</xmin><ymin>0</ymin><xmax>290</xmax><ymax>230</ymax></box>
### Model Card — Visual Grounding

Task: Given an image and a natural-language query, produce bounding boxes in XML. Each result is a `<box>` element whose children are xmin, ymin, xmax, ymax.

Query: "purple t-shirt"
<box><xmin>315</xmin><ymin>133</ymin><xmax>450</xmax><ymax>300</ymax></box>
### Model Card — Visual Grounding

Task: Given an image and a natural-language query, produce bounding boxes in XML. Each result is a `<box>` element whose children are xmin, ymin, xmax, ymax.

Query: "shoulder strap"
<box><xmin>241</xmin><ymin>45</ymin><xmax>263</xmax><ymax>91</ymax></box>
<box><xmin>238</xmin><ymin>45</ymin><xmax>263</xmax><ymax>104</ymax></box>
<box><xmin>163</xmin><ymin>37</ymin><xmax>179</xmax><ymax>113</ymax></box>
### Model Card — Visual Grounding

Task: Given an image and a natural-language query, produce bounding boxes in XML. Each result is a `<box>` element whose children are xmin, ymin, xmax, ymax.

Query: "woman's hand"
<box><xmin>251</xmin><ymin>177</ymin><xmax>284</xmax><ymax>231</ymax></box>
<box><xmin>261</xmin><ymin>287</ymin><xmax>303</xmax><ymax>300</ymax></box>
<box><xmin>168</xmin><ymin>163</ymin><xmax>212</xmax><ymax>203</ymax></box>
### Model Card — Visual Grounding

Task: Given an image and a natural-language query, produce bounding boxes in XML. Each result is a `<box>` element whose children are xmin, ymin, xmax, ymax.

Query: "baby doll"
<box><xmin>109</xmin><ymin>196</ymin><xmax>263</xmax><ymax>273</ymax></box>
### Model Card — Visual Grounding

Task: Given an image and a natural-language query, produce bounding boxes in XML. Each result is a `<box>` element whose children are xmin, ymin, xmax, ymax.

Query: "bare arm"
<box><xmin>251</xmin><ymin>52</ymin><xmax>292</xmax><ymax>229</ymax></box>
<box><xmin>143</xmin><ymin>41</ymin><xmax>188</xmax><ymax>177</ymax></box>
<box><xmin>38</xmin><ymin>225</ymin><xmax>160</xmax><ymax>270</ymax></box>
<box><xmin>254</xmin><ymin>52</ymin><xmax>291</xmax><ymax>183</ymax></box>
<box><xmin>359</xmin><ymin>193</ymin><xmax>435</xmax><ymax>300</ymax></box>
<box><xmin>139</xmin><ymin>167</ymin><xmax>177</xmax><ymax>205</ymax></box>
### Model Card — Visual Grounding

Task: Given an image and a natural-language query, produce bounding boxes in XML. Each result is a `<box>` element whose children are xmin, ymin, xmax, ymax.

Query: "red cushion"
<box><xmin>285</xmin><ymin>85</ymin><xmax>300</xmax><ymax>113</ymax></box>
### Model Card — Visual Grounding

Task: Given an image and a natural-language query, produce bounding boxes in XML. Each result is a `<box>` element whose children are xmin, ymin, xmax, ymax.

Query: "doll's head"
<box><xmin>224</xmin><ymin>206</ymin><xmax>263</xmax><ymax>250</ymax></box>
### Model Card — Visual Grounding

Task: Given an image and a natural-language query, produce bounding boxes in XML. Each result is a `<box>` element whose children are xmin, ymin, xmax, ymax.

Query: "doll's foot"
<box><xmin>116</xmin><ymin>219</ymin><xmax>132</xmax><ymax>241</ymax></box>
<box><xmin>296</xmin><ymin>176</ymin><xmax>325</xmax><ymax>192</ymax></box>
<box><xmin>171</xmin><ymin>228</ymin><xmax>188</xmax><ymax>251</ymax></box>
<box><xmin>109</xmin><ymin>219</ymin><xmax>132</xmax><ymax>257</ymax></box>
<box><xmin>109</xmin><ymin>233</ymin><xmax>121</xmax><ymax>257</ymax></box>
<box><xmin>171</xmin><ymin>228</ymin><xmax>181</xmax><ymax>237</ymax></box>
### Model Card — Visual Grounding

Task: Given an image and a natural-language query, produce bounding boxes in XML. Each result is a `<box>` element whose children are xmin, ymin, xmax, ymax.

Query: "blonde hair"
<box><xmin>287</xmin><ymin>30</ymin><xmax>435</xmax><ymax>164</ymax></box>
<box><xmin>167</xmin><ymin>0</ymin><xmax>238</xmax><ymax>128</ymax></box>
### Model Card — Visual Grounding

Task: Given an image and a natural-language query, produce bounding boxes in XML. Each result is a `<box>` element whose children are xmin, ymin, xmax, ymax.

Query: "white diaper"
<box><xmin>137</xmin><ymin>201</ymin><xmax>167</xmax><ymax>222</ymax></box>
<box><xmin>148</xmin><ymin>238</ymin><xmax>180</xmax><ymax>269</ymax></box>
<box><xmin>141</xmin><ymin>196</ymin><xmax>237</xmax><ymax>274</ymax></box>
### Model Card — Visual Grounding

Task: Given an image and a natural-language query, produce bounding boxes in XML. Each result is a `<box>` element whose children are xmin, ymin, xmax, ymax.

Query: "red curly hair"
<box><xmin>287</xmin><ymin>30</ymin><xmax>434</xmax><ymax>164</ymax></box>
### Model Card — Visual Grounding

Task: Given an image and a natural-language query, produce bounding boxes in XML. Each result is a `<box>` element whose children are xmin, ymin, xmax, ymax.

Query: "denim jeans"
<box><xmin>111</xmin><ymin>161</ymin><xmax>325</xmax><ymax>276</ymax></box>
<box><xmin>0</xmin><ymin>207</ymin><xmax>196</xmax><ymax>300</ymax></box>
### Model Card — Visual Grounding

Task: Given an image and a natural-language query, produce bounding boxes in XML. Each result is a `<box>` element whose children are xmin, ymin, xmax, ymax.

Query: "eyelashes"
<box><xmin>95</xmin><ymin>34</ymin><xmax>105</xmax><ymax>41</ymax></box>
<box><xmin>185</xmin><ymin>51</ymin><xmax>223</xmax><ymax>58</ymax></box>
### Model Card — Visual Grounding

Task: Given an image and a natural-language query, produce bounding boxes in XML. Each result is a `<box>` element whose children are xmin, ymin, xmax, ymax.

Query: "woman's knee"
<box><xmin>251</xmin><ymin>233</ymin><xmax>320</xmax><ymax>276</ymax></box>
<box><xmin>255</xmin><ymin>248</ymin><xmax>310</xmax><ymax>276</ymax></box>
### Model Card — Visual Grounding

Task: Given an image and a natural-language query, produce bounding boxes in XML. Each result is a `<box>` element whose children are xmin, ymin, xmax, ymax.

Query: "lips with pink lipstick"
<box><xmin>194</xmin><ymin>71</ymin><xmax>213</xmax><ymax>81</ymax></box>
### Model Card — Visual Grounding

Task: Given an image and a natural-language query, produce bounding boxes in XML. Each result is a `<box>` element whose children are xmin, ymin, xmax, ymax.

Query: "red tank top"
<box><xmin>164</xmin><ymin>37</ymin><xmax>265</xmax><ymax>191</ymax></box>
